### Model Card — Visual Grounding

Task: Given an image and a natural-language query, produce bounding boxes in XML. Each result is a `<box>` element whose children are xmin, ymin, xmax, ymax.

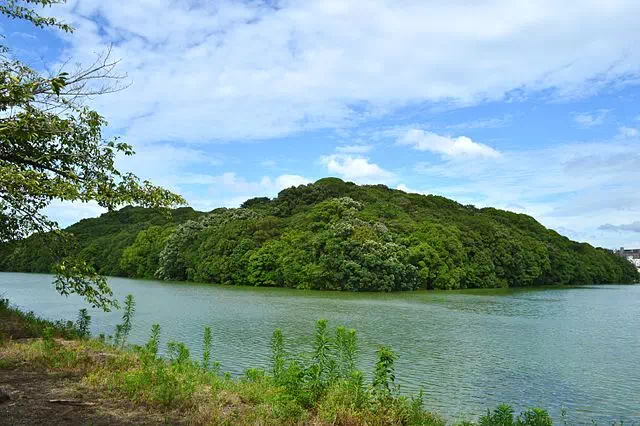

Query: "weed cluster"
<box><xmin>474</xmin><ymin>405</ymin><xmax>553</xmax><ymax>426</ymax></box>
<box><xmin>0</xmin><ymin>297</ymin><xmax>82</xmax><ymax>341</ymax></box>
<box><xmin>264</xmin><ymin>318</ymin><xmax>438</xmax><ymax>424</ymax></box>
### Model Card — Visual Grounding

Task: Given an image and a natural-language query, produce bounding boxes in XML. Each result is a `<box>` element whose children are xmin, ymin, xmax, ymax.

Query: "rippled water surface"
<box><xmin>2</xmin><ymin>272</ymin><xmax>639</xmax><ymax>422</ymax></box>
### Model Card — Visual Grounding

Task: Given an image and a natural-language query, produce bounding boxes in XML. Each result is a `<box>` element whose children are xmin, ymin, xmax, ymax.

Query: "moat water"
<box><xmin>2</xmin><ymin>272</ymin><xmax>639</xmax><ymax>423</ymax></box>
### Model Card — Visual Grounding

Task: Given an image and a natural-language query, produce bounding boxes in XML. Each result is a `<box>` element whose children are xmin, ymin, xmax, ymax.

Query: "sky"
<box><xmin>3</xmin><ymin>0</ymin><xmax>640</xmax><ymax>249</ymax></box>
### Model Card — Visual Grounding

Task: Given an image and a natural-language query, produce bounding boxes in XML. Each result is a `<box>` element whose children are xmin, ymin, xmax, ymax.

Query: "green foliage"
<box><xmin>0</xmin><ymin>0</ymin><xmax>185</xmax><ymax>310</ymax></box>
<box><xmin>479</xmin><ymin>405</ymin><xmax>553</xmax><ymax>426</ymax></box>
<box><xmin>201</xmin><ymin>326</ymin><xmax>212</xmax><ymax>371</ymax></box>
<box><xmin>167</xmin><ymin>341</ymin><xmax>190</xmax><ymax>366</ymax></box>
<box><xmin>144</xmin><ymin>324</ymin><xmax>161</xmax><ymax>359</ymax></box>
<box><xmin>270</xmin><ymin>328</ymin><xmax>285</xmax><ymax>381</ymax></box>
<box><xmin>335</xmin><ymin>326</ymin><xmax>357</xmax><ymax>376</ymax></box>
<box><xmin>312</xmin><ymin>319</ymin><xmax>333</xmax><ymax>392</ymax></box>
<box><xmin>2</xmin><ymin>179</ymin><xmax>638</xmax><ymax>292</ymax></box>
<box><xmin>114</xmin><ymin>294</ymin><xmax>135</xmax><ymax>348</ymax></box>
<box><xmin>91</xmin><ymin>316</ymin><xmax>450</xmax><ymax>424</ymax></box>
<box><xmin>372</xmin><ymin>346</ymin><xmax>397</xmax><ymax>403</ymax></box>
<box><xmin>75</xmin><ymin>308</ymin><xmax>91</xmax><ymax>338</ymax></box>
<box><xmin>108</xmin><ymin>325</ymin><xmax>201</xmax><ymax>407</ymax></box>
<box><xmin>0</xmin><ymin>298</ymin><xmax>81</xmax><ymax>341</ymax></box>
<box><xmin>53</xmin><ymin>257</ymin><xmax>117</xmax><ymax>310</ymax></box>
<box><xmin>517</xmin><ymin>408</ymin><xmax>553</xmax><ymax>426</ymax></box>
<box><xmin>41</xmin><ymin>326</ymin><xmax>55</xmax><ymax>353</ymax></box>
<box><xmin>0</xmin><ymin>0</ymin><xmax>72</xmax><ymax>32</ymax></box>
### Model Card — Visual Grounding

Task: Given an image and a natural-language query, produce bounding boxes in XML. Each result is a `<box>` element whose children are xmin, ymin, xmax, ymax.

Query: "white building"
<box><xmin>627</xmin><ymin>256</ymin><xmax>640</xmax><ymax>270</ymax></box>
<box><xmin>617</xmin><ymin>248</ymin><xmax>640</xmax><ymax>272</ymax></box>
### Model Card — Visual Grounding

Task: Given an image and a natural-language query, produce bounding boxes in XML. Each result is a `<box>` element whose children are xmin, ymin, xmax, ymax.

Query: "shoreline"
<box><xmin>2</xmin><ymin>271</ymin><xmax>637</xmax><ymax>298</ymax></box>
<box><xmin>0</xmin><ymin>297</ymin><xmax>633</xmax><ymax>425</ymax></box>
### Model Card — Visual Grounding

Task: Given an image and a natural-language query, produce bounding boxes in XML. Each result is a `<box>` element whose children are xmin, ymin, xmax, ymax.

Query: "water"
<box><xmin>1</xmin><ymin>272</ymin><xmax>639</xmax><ymax>423</ymax></box>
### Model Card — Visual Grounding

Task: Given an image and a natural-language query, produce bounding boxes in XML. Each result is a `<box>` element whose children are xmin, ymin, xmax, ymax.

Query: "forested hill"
<box><xmin>1</xmin><ymin>178</ymin><xmax>637</xmax><ymax>290</ymax></box>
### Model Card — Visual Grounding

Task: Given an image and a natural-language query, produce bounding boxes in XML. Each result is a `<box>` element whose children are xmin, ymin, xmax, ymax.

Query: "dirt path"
<box><xmin>0</xmin><ymin>369</ymin><xmax>185</xmax><ymax>426</ymax></box>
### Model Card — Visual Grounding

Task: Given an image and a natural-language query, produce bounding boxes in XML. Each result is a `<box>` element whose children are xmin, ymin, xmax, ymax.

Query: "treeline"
<box><xmin>1</xmin><ymin>178</ymin><xmax>637</xmax><ymax>290</ymax></box>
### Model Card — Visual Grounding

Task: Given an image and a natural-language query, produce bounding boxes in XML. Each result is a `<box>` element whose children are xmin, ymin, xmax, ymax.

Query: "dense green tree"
<box><xmin>120</xmin><ymin>226</ymin><xmax>176</xmax><ymax>279</ymax></box>
<box><xmin>2</xmin><ymin>178</ymin><xmax>638</xmax><ymax>291</ymax></box>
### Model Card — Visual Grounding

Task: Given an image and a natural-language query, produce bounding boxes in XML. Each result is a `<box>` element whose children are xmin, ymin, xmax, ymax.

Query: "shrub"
<box><xmin>479</xmin><ymin>405</ymin><xmax>553</xmax><ymax>426</ymax></box>
<box><xmin>76</xmin><ymin>308</ymin><xmax>91</xmax><ymax>338</ymax></box>
<box><xmin>201</xmin><ymin>326</ymin><xmax>212</xmax><ymax>371</ymax></box>
<box><xmin>372</xmin><ymin>346</ymin><xmax>397</xmax><ymax>404</ymax></box>
<box><xmin>114</xmin><ymin>294</ymin><xmax>135</xmax><ymax>348</ymax></box>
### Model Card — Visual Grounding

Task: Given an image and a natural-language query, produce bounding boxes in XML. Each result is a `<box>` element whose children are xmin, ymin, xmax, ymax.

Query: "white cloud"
<box><xmin>44</xmin><ymin>0</ymin><xmax>640</xmax><ymax>142</ymax></box>
<box><xmin>117</xmin><ymin>143</ymin><xmax>210</xmax><ymax>170</ymax></box>
<box><xmin>321</xmin><ymin>154</ymin><xmax>395</xmax><ymax>184</ymax></box>
<box><xmin>44</xmin><ymin>201</ymin><xmax>107</xmax><ymax>229</ymax></box>
<box><xmin>201</xmin><ymin>172</ymin><xmax>310</xmax><ymax>195</ymax></box>
<box><xmin>395</xmin><ymin>183</ymin><xmax>433</xmax><ymax>195</ymax></box>
<box><xmin>335</xmin><ymin>144</ymin><xmax>373</xmax><ymax>154</ymax></box>
<box><xmin>396</xmin><ymin>183</ymin><xmax>416</xmax><ymax>193</ymax></box>
<box><xmin>208</xmin><ymin>172</ymin><xmax>262</xmax><ymax>193</ymax></box>
<box><xmin>410</xmin><ymin>138</ymin><xmax>640</xmax><ymax>248</ymax></box>
<box><xmin>617</xmin><ymin>126</ymin><xmax>639</xmax><ymax>138</ymax></box>
<box><xmin>168</xmin><ymin>172</ymin><xmax>311</xmax><ymax>211</ymax></box>
<box><xmin>190</xmin><ymin>176</ymin><xmax>311</xmax><ymax>209</ymax></box>
<box><xmin>600</xmin><ymin>222</ymin><xmax>640</xmax><ymax>233</ymax></box>
<box><xmin>573</xmin><ymin>109</ymin><xmax>609</xmax><ymax>127</ymax></box>
<box><xmin>262</xmin><ymin>174</ymin><xmax>311</xmax><ymax>190</ymax></box>
<box><xmin>398</xmin><ymin>129</ymin><xmax>501</xmax><ymax>158</ymax></box>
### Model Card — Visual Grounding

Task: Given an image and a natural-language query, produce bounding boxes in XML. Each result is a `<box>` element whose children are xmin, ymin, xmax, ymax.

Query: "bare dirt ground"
<box><xmin>0</xmin><ymin>368</ymin><xmax>185</xmax><ymax>426</ymax></box>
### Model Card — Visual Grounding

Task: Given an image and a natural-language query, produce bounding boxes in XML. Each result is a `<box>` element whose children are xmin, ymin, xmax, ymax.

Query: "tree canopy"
<box><xmin>0</xmin><ymin>0</ymin><xmax>185</xmax><ymax>308</ymax></box>
<box><xmin>2</xmin><ymin>178</ymin><xmax>637</xmax><ymax>290</ymax></box>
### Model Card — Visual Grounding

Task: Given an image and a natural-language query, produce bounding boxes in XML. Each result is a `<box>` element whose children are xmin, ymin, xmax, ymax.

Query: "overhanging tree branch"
<box><xmin>0</xmin><ymin>0</ymin><xmax>186</xmax><ymax>310</ymax></box>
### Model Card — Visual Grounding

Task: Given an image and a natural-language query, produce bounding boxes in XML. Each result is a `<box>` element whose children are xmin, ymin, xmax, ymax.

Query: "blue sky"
<box><xmin>4</xmin><ymin>0</ymin><xmax>640</xmax><ymax>249</ymax></box>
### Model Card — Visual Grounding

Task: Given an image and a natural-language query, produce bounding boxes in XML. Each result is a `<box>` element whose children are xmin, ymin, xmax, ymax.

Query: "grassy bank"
<box><xmin>0</xmin><ymin>297</ymin><xmax>621</xmax><ymax>425</ymax></box>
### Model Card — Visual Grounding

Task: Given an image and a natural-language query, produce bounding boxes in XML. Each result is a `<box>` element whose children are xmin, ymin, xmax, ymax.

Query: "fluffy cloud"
<box><xmin>599</xmin><ymin>222</ymin><xmax>640</xmax><ymax>233</ymax></box>
<box><xmin>194</xmin><ymin>173</ymin><xmax>310</xmax><ymax>209</ymax></box>
<box><xmin>44</xmin><ymin>201</ymin><xmax>107</xmax><ymax>229</ymax></box>
<box><xmin>618</xmin><ymin>126</ymin><xmax>639</xmax><ymax>138</ymax></box>
<box><xmin>398</xmin><ymin>129</ymin><xmax>501</xmax><ymax>158</ymax></box>
<box><xmin>45</xmin><ymin>0</ymin><xmax>640</xmax><ymax>142</ymax></box>
<box><xmin>321</xmin><ymin>154</ymin><xmax>395</xmax><ymax>184</ymax></box>
<box><xmin>116</xmin><ymin>143</ymin><xmax>212</xmax><ymax>183</ymax></box>
<box><xmin>396</xmin><ymin>183</ymin><xmax>418</xmax><ymax>193</ymax></box>
<box><xmin>573</xmin><ymin>109</ymin><xmax>609</xmax><ymax>127</ymax></box>
<box><xmin>264</xmin><ymin>174</ymin><xmax>311</xmax><ymax>190</ymax></box>
<box><xmin>201</xmin><ymin>172</ymin><xmax>310</xmax><ymax>195</ymax></box>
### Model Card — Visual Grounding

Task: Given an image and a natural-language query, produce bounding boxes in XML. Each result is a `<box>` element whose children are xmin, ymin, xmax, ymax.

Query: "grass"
<box><xmin>0</xmin><ymin>297</ymin><xmax>81</xmax><ymax>342</ymax></box>
<box><xmin>0</xmin><ymin>296</ymin><xmax>630</xmax><ymax>425</ymax></box>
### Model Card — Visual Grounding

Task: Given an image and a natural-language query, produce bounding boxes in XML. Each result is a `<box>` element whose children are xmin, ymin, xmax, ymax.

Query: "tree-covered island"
<box><xmin>2</xmin><ymin>177</ymin><xmax>637</xmax><ymax>290</ymax></box>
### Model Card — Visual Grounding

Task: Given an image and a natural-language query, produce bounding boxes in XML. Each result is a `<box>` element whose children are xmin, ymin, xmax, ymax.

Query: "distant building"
<box><xmin>617</xmin><ymin>247</ymin><xmax>640</xmax><ymax>271</ymax></box>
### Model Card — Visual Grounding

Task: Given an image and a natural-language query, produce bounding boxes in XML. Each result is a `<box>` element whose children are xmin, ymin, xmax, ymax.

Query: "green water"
<box><xmin>1</xmin><ymin>272</ymin><xmax>639</xmax><ymax>423</ymax></box>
